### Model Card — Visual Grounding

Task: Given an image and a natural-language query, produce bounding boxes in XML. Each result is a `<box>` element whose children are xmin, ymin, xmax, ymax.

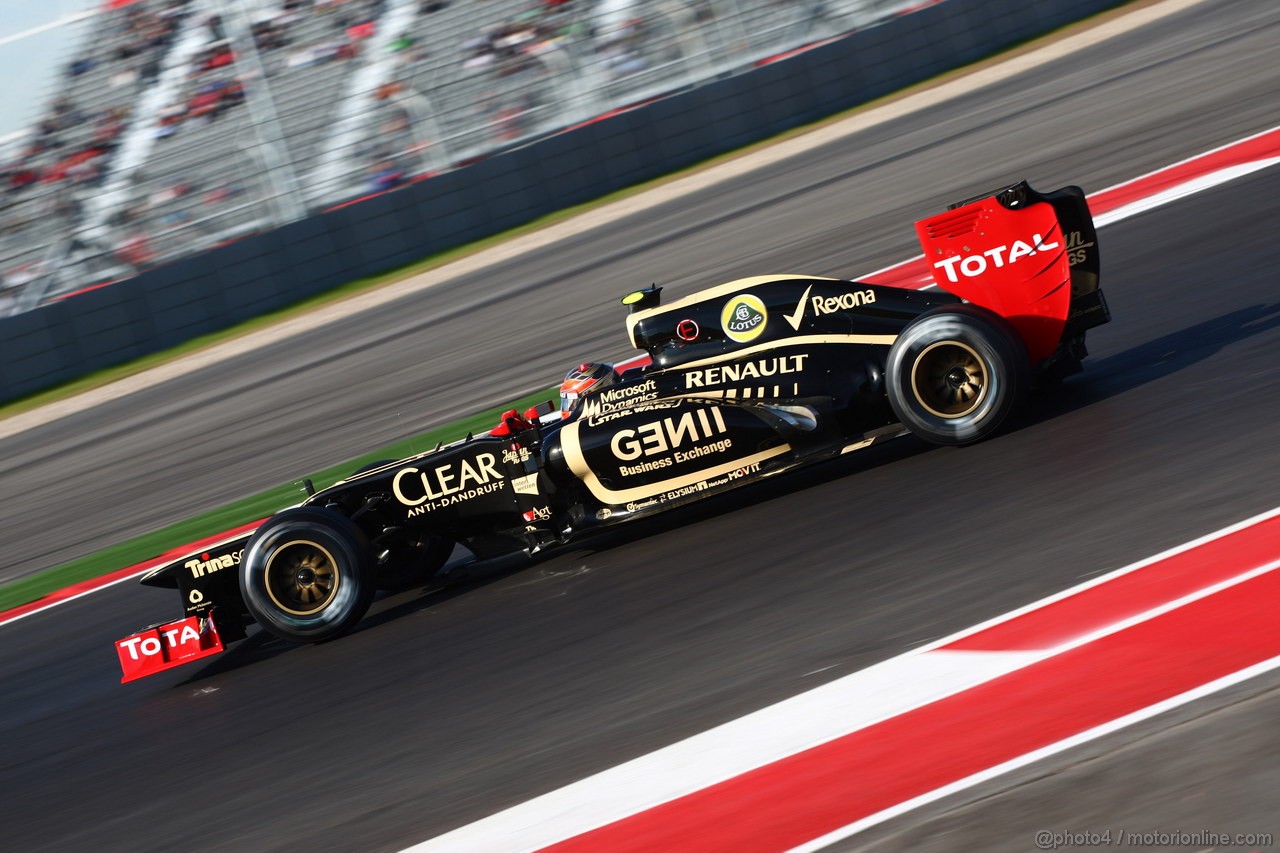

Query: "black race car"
<box><xmin>115</xmin><ymin>181</ymin><xmax>1108</xmax><ymax>681</ymax></box>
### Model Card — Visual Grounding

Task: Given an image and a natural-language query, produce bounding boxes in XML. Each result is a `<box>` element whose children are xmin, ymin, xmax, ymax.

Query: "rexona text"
<box><xmin>393</xmin><ymin>453</ymin><xmax>504</xmax><ymax>506</ymax></box>
<box><xmin>684</xmin><ymin>354</ymin><xmax>808</xmax><ymax>388</ymax></box>
<box><xmin>932</xmin><ymin>234</ymin><xmax>1060</xmax><ymax>282</ymax></box>
<box><xmin>811</xmin><ymin>289</ymin><xmax>875</xmax><ymax>316</ymax></box>
<box><xmin>611</xmin><ymin>407</ymin><xmax>730</xmax><ymax>461</ymax></box>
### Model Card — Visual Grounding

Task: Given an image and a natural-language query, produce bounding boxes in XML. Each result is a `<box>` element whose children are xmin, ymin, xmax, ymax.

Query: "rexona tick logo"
<box><xmin>721</xmin><ymin>294</ymin><xmax>767</xmax><ymax>343</ymax></box>
<box><xmin>785</xmin><ymin>285</ymin><xmax>876</xmax><ymax>330</ymax></box>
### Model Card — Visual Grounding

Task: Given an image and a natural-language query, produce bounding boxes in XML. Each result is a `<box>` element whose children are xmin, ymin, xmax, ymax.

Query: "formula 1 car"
<box><xmin>115</xmin><ymin>180</ymin><xmax>1108</xmax><ymax>682</ymax></box>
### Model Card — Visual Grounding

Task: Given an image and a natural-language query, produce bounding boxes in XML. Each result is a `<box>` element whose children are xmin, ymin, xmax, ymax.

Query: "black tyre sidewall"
<box><xmin>240</xmin><ymin>507</ymin><xmax>375</xmax><ymax>643</ymax></box>
<box><xmin>885</xmin><ymin>306</ymin><xmax>1027</xmax><ymax>446</ymax></box>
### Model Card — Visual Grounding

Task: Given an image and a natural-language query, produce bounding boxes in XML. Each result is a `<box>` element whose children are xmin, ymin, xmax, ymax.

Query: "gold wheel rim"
<box><xmin>910</xmin><ymin>341</ymin><xmax>988</xmax><ymax>419</ymax></box>
<box><xmin>264</xmin><ymin>540</ymin><xmax>341</xmax><ymax>616</ymax></box>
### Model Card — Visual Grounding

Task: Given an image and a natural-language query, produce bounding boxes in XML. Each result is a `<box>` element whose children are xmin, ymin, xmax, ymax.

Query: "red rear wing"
<box><xmin>916</xmin><ymin>193</ymin><xmax>1072</xmax><ymax>365</ymax></box>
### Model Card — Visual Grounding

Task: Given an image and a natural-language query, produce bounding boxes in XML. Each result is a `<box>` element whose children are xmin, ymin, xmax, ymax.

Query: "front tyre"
<box><xmin>240</xmin><ymin>507</ymin><xmax>376</xmax><ymax>643</ymax></box>
<box><xmin>885</xmin><ymin>306</ymin><xmax>1028</xmax><ymax>446</ymax></box>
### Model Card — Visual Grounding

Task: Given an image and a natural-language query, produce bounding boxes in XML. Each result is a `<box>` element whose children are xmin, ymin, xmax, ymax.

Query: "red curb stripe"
<box><xmin>1088</xmin><ymin>126</ymin><xmax>1280</xmax><ymax>216</ymax></box>
<box><xmin>863</xmin><ymin>125</ymin><xmax>1280</xmax><ymax>290</ymax></box>
<box><xmin>0</xmin><ymin>519</ymin><xmax>265</xmax><ymax>625</ymax></box>
<box><xmin>543</xmin><ymin>567</ymin><xmax>1280</xmax><ymax>852</ymax></box>
<box><xmin>6</xmin><ymin>126</ymin><xmax>1279</xmax><ymax>627</ymax></box>
<box><xmin>942</xmin><ymin>513</ymin><xmax>1280</xmax><ymax>651</ymax></box>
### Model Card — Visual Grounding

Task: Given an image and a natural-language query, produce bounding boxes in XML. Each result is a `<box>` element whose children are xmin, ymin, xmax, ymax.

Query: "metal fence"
<box><xmin>2</xmin><ymin>0</ymin><xmax>921</xmax><ymax>315</ymax></box>
<box><xmin>0</xmin><ymin>0</ymin><xmax>1132</xmax><ymax>404</ymax></box>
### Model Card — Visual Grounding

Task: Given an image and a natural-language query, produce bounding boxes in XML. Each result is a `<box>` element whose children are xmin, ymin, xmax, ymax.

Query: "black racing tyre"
<box><xmin>240</xmin><ymin>506</ymin><xmax>376</xmax><ymax>643</ymax></box>
<box><xmin>885</xmin><ymin>305</ymin><xmax>1029</xmax><ymax>446</ymax></box>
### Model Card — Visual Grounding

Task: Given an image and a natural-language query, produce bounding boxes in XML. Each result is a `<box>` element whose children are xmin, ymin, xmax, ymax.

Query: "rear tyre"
<box><xmin>885</xmin><ymin>306</ymin><xmax>1028</xmax><ymax>446</ymax></box>
<box><xmin>240</xmin><ymin>507</ymin><xmax>376</xmax><ymax>643</ymax></box>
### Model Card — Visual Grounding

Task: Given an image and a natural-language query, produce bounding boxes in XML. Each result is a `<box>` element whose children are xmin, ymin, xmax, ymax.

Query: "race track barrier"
<box><xmin>0</xmin><ymin>0</ymin><xmax>1127</xmax><ymax>403</ymax></box>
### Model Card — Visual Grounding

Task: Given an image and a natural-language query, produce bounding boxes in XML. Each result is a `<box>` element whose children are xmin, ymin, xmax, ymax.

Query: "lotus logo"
<box><xmin>721</xmin><ymin>294</ymin><xmax>767</xmax><ymax>343</ymax></box>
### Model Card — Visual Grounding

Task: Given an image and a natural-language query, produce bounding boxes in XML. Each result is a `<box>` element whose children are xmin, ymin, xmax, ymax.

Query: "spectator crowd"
<box><xmin>1</xmin><ymin>0</ymin><xmax>896</xmax><ymax>313</ymax></box>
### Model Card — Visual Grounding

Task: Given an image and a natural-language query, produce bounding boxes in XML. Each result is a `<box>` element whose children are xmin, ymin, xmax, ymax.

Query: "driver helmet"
<box><xmin>560</xmin><ymin>362</ymin><xmax>620</xmax><ymax>418</ymax></box>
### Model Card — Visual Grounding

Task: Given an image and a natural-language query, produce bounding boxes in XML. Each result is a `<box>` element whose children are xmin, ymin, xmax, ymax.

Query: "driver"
<box><xmin>559</xmin><ymin>362</ymin><xmax>620</xmax><ymax>418</ymax></box>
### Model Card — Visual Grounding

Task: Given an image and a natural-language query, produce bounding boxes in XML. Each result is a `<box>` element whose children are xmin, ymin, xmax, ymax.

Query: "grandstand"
<box><xmin>0</xmin><ymin>0</ymin><xmax>192</xmax><ymax>311</ymax></box>
<box><xmin>0</xmin><ymin>0</ymin><xmax>919</xmax><ymax>315</ymax></box>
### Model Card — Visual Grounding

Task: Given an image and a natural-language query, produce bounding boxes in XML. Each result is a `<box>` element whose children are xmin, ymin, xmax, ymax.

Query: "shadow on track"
<box><xmin>1021</xmin><ymin>302</ymin><xmax>1280</xmax><ymax>422</ymax></box>
<box><xmin>182</xmin><ymin>303</ymin><xmax>1280</xmax><ymax>681</ymax></box>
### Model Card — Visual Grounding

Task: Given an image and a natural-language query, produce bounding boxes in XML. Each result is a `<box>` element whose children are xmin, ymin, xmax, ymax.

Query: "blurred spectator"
<box><xmin>48</xmin><ymin>187</ymin><xmax>83</xmax><ymax>222</ymax></box>
<box><xmin>110</xmin><ymin>66</ymin><xmax>140</xmax><ymax>89</ymax></box>
<box><xmin>187</xmin><ymin>78</ymin><xmax>245</xmax><ymax>123</ymax></box>
<box><xmin>286</xmin><ymin>36</ymin><xmax>360</xmax><ymax>68</ymax></box>
<box><xmin>4</xmin><ymin>0</ymin><xmax>194</xmax><ymax>211</ymax></box>
<box><xmin>202</xmin><ymin>181</ymin><xmax>246</xmax><ymax>206</ymax></box>
<box><xmin>367</xmin><ymin>159</ymin><xmax>405</xmax><ymax>192</ymax></box>
<box><xmin>1</xmin><ymin>263</ymin><xmax>42</xmax><ymax>313</ymax></box>
<box><xmin>206</xmin><ymin>13</ymin><xmax>226</xmax><ymax>41</ymax></box>
<box><xmin>252</xmin><ymin>17</ymin><xmax>292</xmax><ymax>52</ymax></box>
<box><xmin>93</xmin><ymin>108</ymin><xmax>128</xmax><ymax>147</ymax></box>
<box><xmin>2</xmin><ymin>0</ymin><xmax>897</xmax><ymax>316</ymax></box>
<box><xmin>376</xmin><ymin>80</ymin><xmax>404</xmax><ymax>100</ymax></box>
<box><xmin>193</xmin><ymin>43</ymin><xmax>235</xmax><ymax>75</ymax></box>
<box><xmin>348</xmin><ymin>21</ymin><xmax>376</xmax><ymax>41</ymax></box>
<box><xmin>155</xmin><ymin>103</ymin><xmax>186</xmax><ymax>138</ymax></box>
<box><xmin>5</xmin><ymin>262</ymin><xmax>41</xmax><ymax>290</ymax></box>
<box><xmin>115</xmin><ymin>230</ymin><xmax>156</xmax><ymax>269</ymax></box>
<box><xmin>458</xmin><ymin>3</ymin><xmax>580</xmax><ymax>73</ymax></box>
<box><xmin>68</xmin><ymin>55</ymin><xmax>97</xmax><ymax>77</ymax></box>
<box><xmin>43</xmin><ymin>147</ymin><xmax>108</xmax><ymax>184</ymax></box>
<box><xmin>0</xmin><ymin>281</ymin><xmax>19</xmax><ymax>316</ymax></box>
<box><xmin>8</xmin><ymin>167</ymin><xmax>38</xmax><ymax>193</ymax></box>
<box><xmin>148</xmin><ymin>179</ymin><xmax>193</xmax><ymax>208</ymax></box>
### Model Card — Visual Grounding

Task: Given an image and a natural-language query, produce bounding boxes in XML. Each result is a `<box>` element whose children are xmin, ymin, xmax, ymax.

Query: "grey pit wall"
<box><xmin>0</xmin><ymin>0</ymin><xmax>1127</xmax><ymax>404</ymax></box>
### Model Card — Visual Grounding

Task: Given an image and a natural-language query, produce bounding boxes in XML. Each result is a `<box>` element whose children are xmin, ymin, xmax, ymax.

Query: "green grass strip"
<box><xmin>0</xmin><ymin>2</ymin><xmax>1141</xmax><ymax>613</ymax></box>
<box><xmin>0</xmin><ymin>387</ymin><xmax>556</xmax><ymax>612</ymax></box>
<box><xmin>0</xmin><ymin>0</ymin><xmax>1129</xmax><ymax>423</ymax></box>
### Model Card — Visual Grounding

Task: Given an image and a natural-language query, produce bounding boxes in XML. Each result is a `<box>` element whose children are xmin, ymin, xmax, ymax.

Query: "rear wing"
<box><xmin>916</xmin><ymin>181</ymin><xmax>1109</xmax><ymax>368</ymax></box>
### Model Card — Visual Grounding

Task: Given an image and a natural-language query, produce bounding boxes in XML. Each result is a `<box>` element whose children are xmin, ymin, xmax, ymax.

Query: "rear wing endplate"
<box><xmin>915</xmin><ymin>181</ymin><xmax>1107</xmax><ymax>366</ymax></box>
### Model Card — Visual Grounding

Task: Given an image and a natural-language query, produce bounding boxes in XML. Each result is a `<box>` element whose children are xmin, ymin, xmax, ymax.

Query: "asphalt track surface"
<box><xmin>852</xmin><ymin>667</ymin><xmax>1280</xmax><ymax>851</ymax></box>
<box><xmin>2</xmin><ymin>1</ymin><xmax>1279</xmax><ymax>849</ymax></box>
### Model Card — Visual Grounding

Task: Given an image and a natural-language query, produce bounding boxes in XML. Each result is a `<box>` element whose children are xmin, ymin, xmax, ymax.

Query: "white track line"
<box><xmin>408</xmin><ymin>507</ymin><xmax>1280</xmax><ymax>851</ymax></box>
<box><xmin>1094</xmin><ymin>157</ymin><xmax>1280</xmax><ymax>227</ymax></box>
<box><xmin>2</xmin><ymin>134</ymin><xmax>1276</xmax><ymax>626</ymax></box>
<box><xmin>789</xmin><ymin>653</ymin><xmax>1280</xmax><ymax>851</ymax></box>
<box><xmin>413</xmin><ymin>651</ymin><xmax>1045</xmax><ymax>853</ymax></box>
<box><xmin>0</xmin><ymin>0</ymin><xmax>1212</xmax><ymax>443</ymax></box>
